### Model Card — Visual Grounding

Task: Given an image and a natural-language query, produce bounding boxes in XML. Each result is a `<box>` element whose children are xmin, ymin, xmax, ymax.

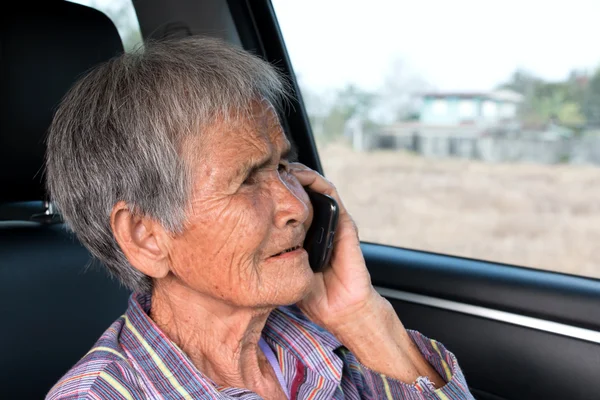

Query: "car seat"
<box><xmin>0</xmin><ymin>2</ymin><xmax>132</xmax><ymax>398</ymax></box>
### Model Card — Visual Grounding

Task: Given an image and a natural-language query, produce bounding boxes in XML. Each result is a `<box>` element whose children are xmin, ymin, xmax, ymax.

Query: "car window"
<box><xmin>272</xmin><ymin>0</ymin><xmax>600</xmax><ymax>280</ymax></box>
<box><xmin>68</xmin><ymin>0</ymin><xmax>143</xmax><ymax>52</ymax></box>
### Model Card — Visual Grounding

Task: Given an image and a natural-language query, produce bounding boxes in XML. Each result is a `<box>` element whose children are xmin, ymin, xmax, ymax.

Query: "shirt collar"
<box><xmin>263</xmin><ymin>305</ymin><xmax>343</xmax><ymax>382</ymax></box>
<box><xmin>120</xmin><ymin>292</ymin><xmax>344</xmax><ymax>395</ymax></box>
<box><xmin>120</xmin><ymin>292</ymin><xmax>225</xmax><ymax>398</ymax></box>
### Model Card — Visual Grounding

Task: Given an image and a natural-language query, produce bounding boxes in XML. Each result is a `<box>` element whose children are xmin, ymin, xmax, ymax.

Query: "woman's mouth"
<box><xmin>270</xmin><ymin>245</ymin><xmax>302</xmax><ymax>258</ymax></box>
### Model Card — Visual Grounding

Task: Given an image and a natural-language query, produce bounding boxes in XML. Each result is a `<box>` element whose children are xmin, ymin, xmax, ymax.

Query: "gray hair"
<box><xmin>45</xmin><ymin>36</ymin><xmax>290</xmax><ymax>293</ymax></box>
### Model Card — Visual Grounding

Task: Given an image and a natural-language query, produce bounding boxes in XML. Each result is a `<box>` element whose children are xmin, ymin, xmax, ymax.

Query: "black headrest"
<box><xmin>0</xmin><ymin>2</ymin><xmax>125</xmax><ymax>202</ymax></box>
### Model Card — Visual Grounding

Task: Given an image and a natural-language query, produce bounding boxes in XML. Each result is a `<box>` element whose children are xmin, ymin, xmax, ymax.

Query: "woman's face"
<box><xmin>165</xmin><ymin>102</ymin><xmax>314</xmax><ymax>308</ymax></box>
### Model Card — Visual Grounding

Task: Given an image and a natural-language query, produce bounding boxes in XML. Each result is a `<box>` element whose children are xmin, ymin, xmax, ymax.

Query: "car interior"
<box><xmin>1</xmin><ymin>1</ymin><xmax>599</xmax><ymax>399</ymax></box>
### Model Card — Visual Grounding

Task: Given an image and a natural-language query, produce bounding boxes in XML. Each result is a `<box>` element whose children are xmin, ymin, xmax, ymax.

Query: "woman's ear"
<box><xmin>110</xmin><ymin>201</ymin><xmax>171</xmax><ymax>279</ymax></box>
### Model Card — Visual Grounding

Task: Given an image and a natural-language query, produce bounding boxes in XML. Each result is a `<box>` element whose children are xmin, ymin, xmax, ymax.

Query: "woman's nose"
<box><xmin>272</xmin><ymin>175</ymin><xmax>309</xmax><ymax>229</ymax></box>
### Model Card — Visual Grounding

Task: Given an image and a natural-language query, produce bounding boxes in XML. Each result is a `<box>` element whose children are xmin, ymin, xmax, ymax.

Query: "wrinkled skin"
<box><xmin>165</xmin><ymin>102</ymin><xmax>315</xmax><ymax>309</ymax></box>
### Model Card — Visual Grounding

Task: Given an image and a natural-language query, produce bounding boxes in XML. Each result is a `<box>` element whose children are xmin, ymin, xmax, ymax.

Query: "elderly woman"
<box><xmin>45</xmin><ymin>37</ymin><xmax>473</xmax><ymax>400</ymax></box>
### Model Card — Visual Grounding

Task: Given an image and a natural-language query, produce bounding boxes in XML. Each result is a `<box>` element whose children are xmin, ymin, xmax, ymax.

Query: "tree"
<box><xmin>296</xmin><ymin>76</ymin><xmax>330</xmax><ymax>138</ymax></box>
<box><xmin>524</xmin><ymin>89</ymin><xmax>585</xmax><ymax>128</ymax></box>
<box><xmin>500</xmin><ymin>68</ymin><xmax>588</xmax><ymax>129</ymax></box>
<box><xmin>557</xmin><ymin>102</ymin><xmax>586</xmax><ymax>127</ymax></box>
<box><xmin>499</xmin><ymin>68</ymin><xmax>542</xmax><ymax>97</ymax></box>
<box><xmin>320</xmin><ymin>84</ymin><xmax>378</xmax><ymax>140</ymax></box>
<box><xmin>583</xmin><ymin>68</ymin><xmax>600</xmax><ymax>126</ymax></box>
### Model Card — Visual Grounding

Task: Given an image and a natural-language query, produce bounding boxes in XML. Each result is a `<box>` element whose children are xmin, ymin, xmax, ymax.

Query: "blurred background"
<box><xmin>75</xmin><ymin>0</ymin><xmax>600</xmax><ymax>279</ymax></box>
<box><xmin>273</xmin><ymin>0</ymin><xmax>600</xmax><ymax>280</ymax></box>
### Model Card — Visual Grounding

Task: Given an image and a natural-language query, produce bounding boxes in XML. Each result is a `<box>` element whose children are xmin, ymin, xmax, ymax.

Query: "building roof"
<box><xmin>420</xmin><ymin>89</ymin><xmax>524</xmax><ymax>103</ymax></box>
<box><xmin>420</xmin><ymin>92</ymin><xmax>488</xmax><ymax>99</ymax></box>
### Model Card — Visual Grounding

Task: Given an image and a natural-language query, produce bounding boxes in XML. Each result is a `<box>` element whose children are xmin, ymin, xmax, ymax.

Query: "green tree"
<box><xmin>500</xmin><ymin>69</ymin><xmax>588</xmax><ymax>129</ymax></box>
<box><xmin>525</xmin><ymin>89</ymin><xmax>585</xmax><ymax>128</ymax></box>
<box><xmin>557</xmin><ymin>102</ymin><xmax>586</xmax><ymax>127</ymax></box>
<box><xmin>583</xmin><ymin>68</ymin><xmax>600</xmax><ymax>126</ymax></box>
<box><xmin>320</xmin><ymin>84</ymin><xmax>378</xmax><ymax>140</ymax></box>
<box><xmin>500</xmin><ymin>69</ymin><xmax>541</xmax><ymax>97</ymax></box>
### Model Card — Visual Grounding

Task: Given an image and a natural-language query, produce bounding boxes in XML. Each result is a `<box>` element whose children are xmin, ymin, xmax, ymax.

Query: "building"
<box><xmin>419</xmin><ymin>89</ymin><xmax>523</xmax><ymax>126</ymax></box>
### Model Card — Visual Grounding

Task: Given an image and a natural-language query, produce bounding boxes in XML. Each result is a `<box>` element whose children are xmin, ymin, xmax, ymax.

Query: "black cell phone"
<box><xmin>303</xmin><ymin>189</ymin><xmax>339</xmax><ymax>272</ymax></box>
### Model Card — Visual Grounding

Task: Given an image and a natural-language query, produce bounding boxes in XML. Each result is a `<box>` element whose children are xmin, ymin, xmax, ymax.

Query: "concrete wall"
<box><xmin>365</xmin><ymin>133</ymin><xmax>600</xmax><ymax>166</ymax></box>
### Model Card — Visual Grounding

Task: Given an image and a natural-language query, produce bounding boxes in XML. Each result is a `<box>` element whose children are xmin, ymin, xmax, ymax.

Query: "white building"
<box><xmin>419</xmin><ymin>89</ymin><xmax>523</xmax><ymax>126</ymax></box>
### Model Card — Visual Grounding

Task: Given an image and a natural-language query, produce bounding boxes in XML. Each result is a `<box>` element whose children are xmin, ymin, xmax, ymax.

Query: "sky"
<box><xmin>271</xmin><ymin>0</ymin><xmax>600</xmax><ymax>94</ymax></box>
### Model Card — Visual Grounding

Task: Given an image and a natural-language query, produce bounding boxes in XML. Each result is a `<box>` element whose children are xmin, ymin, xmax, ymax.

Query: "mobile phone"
<box><xmin>303</xmin><ymin>189</ymin><xmax>339</xmax><ymax>272</ymax></box>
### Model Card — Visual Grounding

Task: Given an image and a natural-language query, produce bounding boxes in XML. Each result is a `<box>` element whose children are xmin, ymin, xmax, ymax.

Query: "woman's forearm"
<box><xmin>330</xmin><ymin>294</ymin><xmax>445</xmax><ymax>388</ymax></box>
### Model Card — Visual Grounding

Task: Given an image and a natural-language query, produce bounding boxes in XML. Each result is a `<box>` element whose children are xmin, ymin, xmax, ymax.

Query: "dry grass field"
<box><xmin>317</xmin><ymin>139</ymin><xmax>600</xmax><ymax>280</ymax></box>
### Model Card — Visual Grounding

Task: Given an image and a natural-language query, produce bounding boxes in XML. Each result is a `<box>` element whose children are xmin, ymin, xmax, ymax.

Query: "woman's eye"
<box><xmin>242</xmin><ymin>173</ymin><xmax>256</xmax><ymax>185</ymax></box>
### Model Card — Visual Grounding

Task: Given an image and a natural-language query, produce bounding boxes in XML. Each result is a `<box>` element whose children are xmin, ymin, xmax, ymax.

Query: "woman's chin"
<box><xmin>271</xmin><ymin>266</ymin><xmax>315</xmax><ymax>306</ymax></box>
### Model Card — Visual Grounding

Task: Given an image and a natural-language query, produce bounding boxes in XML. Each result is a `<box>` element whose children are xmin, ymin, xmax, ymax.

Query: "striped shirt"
<box><xmin>46</xmin><ymin>292</ymin><xmax>474</xmax><ymax>399</ymax></box>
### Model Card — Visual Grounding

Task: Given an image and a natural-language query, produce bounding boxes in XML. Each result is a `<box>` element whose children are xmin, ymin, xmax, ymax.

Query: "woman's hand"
<box><xmin>290</xmin><ymin>163</ymin><xmax>445</xmax><ymax>387</ymax></box>
<box><xmin>289</xmin><ymin>163</ymin><xmax>387</xmax><ymax>335</ymax></box>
